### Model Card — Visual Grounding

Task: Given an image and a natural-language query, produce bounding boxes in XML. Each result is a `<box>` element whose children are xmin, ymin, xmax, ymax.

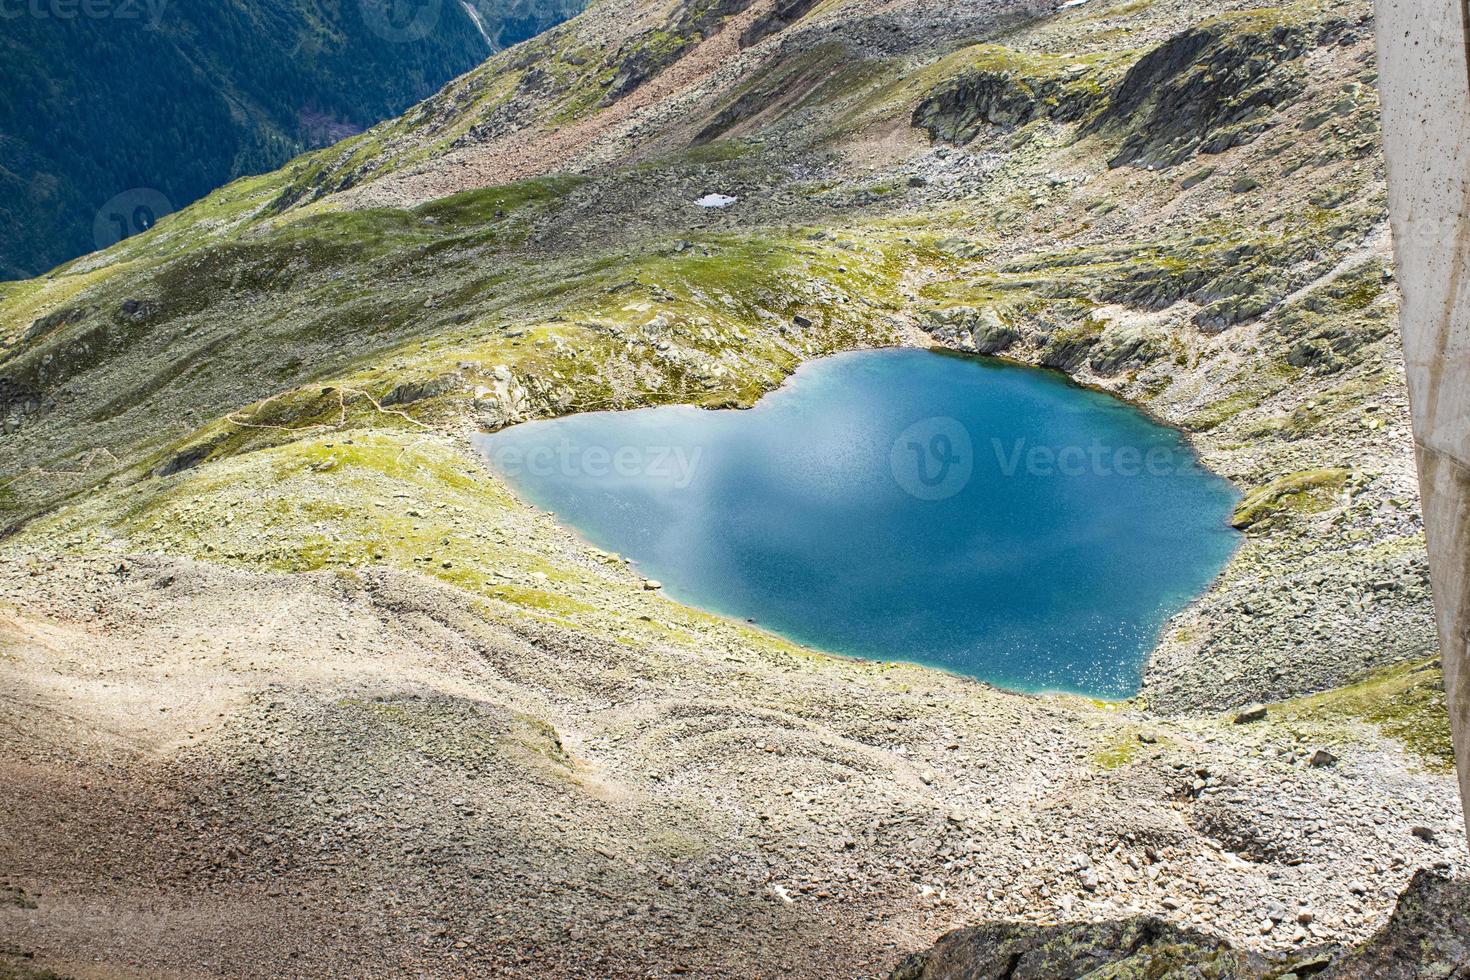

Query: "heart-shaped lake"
<box><xmin>476</xmin><ymin>348</ymin><xmax>1240</xmax><ymax>698</ymax></box>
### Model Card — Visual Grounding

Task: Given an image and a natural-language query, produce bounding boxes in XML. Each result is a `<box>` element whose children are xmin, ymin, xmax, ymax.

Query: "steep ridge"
<box><xmin>0</xmin><ymin>0</ymin><xmax>1465</xmax><ymax>974</ymax></box>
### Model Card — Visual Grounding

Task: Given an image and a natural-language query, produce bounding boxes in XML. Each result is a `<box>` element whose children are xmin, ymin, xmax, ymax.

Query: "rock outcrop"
<box><xmin>893</xmin><ymin>872</ymin><xmax>1469</xmax><ymax>979</ymax></box>
<box><xmin>1091</xmin><ymin>13</ymin><xmax>1322</xmax><ymax>169</ymax></box>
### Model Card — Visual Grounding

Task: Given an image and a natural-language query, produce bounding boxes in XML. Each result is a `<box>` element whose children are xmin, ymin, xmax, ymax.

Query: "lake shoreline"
<box><xmin>476</xmin><ymin>345</ymin><xmax>1240</xmax><ymax>703</ymax></box>
<box><xmin>460</xmin><ymin>310</ymin><xmax>1417</xmax><ymax>718</ymax></box>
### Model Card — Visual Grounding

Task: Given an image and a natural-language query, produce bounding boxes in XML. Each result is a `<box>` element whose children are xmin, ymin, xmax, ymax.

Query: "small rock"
<box><xmin>1309</xmin><ymin>749</ymin><xmax>1339</xmax><ymax>768</ymax></box>
<box><xmin>643</xmin><ymin>579</ymin><xmax>663</xmax><ymax>590</ymax></box>
<box><xmin>1234</xmin><ymin>704</ymin><xmax>1268</xmax><ymax>724</ymax></box>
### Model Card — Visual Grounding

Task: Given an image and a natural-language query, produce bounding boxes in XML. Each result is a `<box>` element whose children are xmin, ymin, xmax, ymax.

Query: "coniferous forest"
<box><xmin>0</xmin><ymin>0</ymin><xmax>582</xmax><ymax>280</ymax></box>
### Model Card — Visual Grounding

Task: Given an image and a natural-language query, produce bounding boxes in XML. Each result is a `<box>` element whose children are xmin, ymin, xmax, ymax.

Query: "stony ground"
<box><xmin>0</xmin><ymin>553</ymin><xmax>1463</xmax><ymax>977</ymax></box>
<box><xmin>1</xmin><ymin>0</ymin><xmax>1466</xmax><ymax>974</ymax></box>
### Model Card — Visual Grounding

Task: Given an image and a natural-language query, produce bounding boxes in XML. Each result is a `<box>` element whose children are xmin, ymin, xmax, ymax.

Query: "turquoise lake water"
<box><xmin>475</xmin><ymin>349</ymin><xmax>1240</xmax><ymax>698</ymax></box>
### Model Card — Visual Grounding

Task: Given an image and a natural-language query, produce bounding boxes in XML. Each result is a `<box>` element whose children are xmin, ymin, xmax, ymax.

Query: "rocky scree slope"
<box><xmin>0</xmin><ymin>0</ymin><xmax>1464</xmax><ymax>974</ymax></box>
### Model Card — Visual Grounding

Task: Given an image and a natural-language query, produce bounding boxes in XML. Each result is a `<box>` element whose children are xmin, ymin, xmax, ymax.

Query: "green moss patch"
<box><xmin>1093</xmin><ymin>729</ymin><xmax>1145</xmax><ymax>769</ymax></box>
<box><xmin>1230</xmin><ymin>467</ymin><xmax>1350</xmax><ymax>529</ymax></box>
<box><xmin>1275</xmin><ymin>659</ymin><xmax>1455</xmax><ymax>772</ymax></box>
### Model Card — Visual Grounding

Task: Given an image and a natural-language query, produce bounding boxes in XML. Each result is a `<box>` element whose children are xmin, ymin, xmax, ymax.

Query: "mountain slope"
<box><xmin>0</xmin><ymin>0</ymin><xmax>1465</xmax><ymax>975</ymax></box>
<box><xmin>0</xmin><ymin>0</ymin><xmax>585</xmax><ymax>280</ymax></box>
<box><xmin>0</xmin><ymin>0</ymin><xmax>1433</xmax><ymax>711</ymax></box>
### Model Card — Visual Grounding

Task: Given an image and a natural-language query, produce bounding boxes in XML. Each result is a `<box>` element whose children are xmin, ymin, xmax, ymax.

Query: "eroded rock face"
<box><xmin>741</xmin><ymin>0</ymin><xmax>823</xmax><ymax>47</ymax></box>
<box><xmin>1326</xmin><ymin>871</ymin><xmax>1470</xmax><ymax>979</ymax></box>
<box><xmin>913</xmin><ymin>67</ymin><xmax>1101</xmax><ymax>145</ymax></box>
<box><xmin>0</xmin><ymin>379</ymin><xmax>48</xmax><ymax>436</ymax></box>
<box><xmin>605</xmin><ymin>0</ymin><xmax>760</xmax><ymax>101</ymax></box>
<box><xmin>21</xmin><ymin>305</ymin><xmax>93</xmax><ymax>345</ymax></box>
<box><xmin>381</xmin><ymin>373</ymin><xmax>465</xmax><ymax>407</ymax></box>
<box><xmin>923</xmin><ymin>307</ymin><xmax>1023</xmax><ymax>355</ymax></box>
<box><xmin>1092</xmin><ymin>15</ymin><xmax>1324</xmax><ymax>169</ymax></box>
<box><xmin>915</xmin><ymin>12</ymin><xmax>1355</xmax><ymax>167</ymax></box>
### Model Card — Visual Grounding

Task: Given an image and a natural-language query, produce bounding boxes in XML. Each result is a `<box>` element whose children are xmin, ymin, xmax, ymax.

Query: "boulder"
<box><xmin>892</xmin><ymin>873</ymin><xmax>1470</xmax><ymax>979</ymax></box>
<box><xmin>1233</xmin><ymin>704</ymin><xmax>1268</xmax><ymax>724</ymax></box>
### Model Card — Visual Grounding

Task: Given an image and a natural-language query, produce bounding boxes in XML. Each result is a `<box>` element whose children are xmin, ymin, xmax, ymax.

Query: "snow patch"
<box><xmin>696</xmin><ymin>194</ymin><xmax>739</xmax><ymax>209</ymax></box>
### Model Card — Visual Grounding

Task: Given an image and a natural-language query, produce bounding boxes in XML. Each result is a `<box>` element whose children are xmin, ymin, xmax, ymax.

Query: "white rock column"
<box><xmin>1375</xmin><ymin>0</ymin><xmax>1470</xmax><ymax>841</ymax></box>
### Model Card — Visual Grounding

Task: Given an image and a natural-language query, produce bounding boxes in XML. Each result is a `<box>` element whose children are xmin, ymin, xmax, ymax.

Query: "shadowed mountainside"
<box><xmin>0</xmin><ymin>0</ymin><xmax>585</xmax><ymax>280</ymax></box>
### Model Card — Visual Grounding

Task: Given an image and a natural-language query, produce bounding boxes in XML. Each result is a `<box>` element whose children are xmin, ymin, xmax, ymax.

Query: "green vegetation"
<box><xmin>15</xmin><ymin>426</ymin><xmax>833</xmax><ymax>664</ymax></box>
<box><xmin>0</xmin><ymin>0</ymin><xmax>1453</xmax><ymax>973</ymax></box>
<box><xmin>1276</xmin><ymin>659</ymin><xmax>1456</xmax><ymax>772</ymax></box>
<box><xmin>1092</xmin><ymin>728</ymin><xmax>1161</xmax><ymax>769</ymax></box>
<box><xmin>1230</xmin><ymin>468</ymin><xmax>1351</xmax><ymax>529</ymax></box>
<box><xmin>1186</xmin><ymin>391</ymin><xmax>1265</xmax><ymax>433</ymax></box>
<box><xmin>0</xmin><ymin>0</ymin><xmax>1420</xmax><ymax>734</ymax></box>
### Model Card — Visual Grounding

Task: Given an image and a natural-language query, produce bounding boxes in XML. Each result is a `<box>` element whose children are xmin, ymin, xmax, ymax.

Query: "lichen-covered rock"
<box><xmin>1324</xmin><ymin>871</ymin><xmax>1470</xmax><ymax>979</ymax></box>
<box><xmin>381</xmin><ymin>373</ymin><xmax>464</xmax><ymax>407</ymax></box>
<box><xmin>740</xmin><ymin>0</ymin><xmax>821</xmax><ymax>47</ymax></box>
<box><xmin>889</xmin><ymin>917</ymin><xmax>1282</xmax><ymax>979</ymax></box>
<box><xmin>0</xmin><ymin>379</ymin><xmax>48</xmax><ymax>435</ymax></box>
<box><xmin>1039</xmin><ymin>322</ymin><xmax>1103</xmax><ymax>372</ymax></box>
<box><xmin>21</xmin><ymin>305</ymin><xmax>92</xmax><ymax>345</ymax></box>
<box><xmin>1087</xmin><ymin>328</ymin><xmax>1167</xmax><ymax>374</ymax></box>
<box><xmin>925</xmin><ymin>307</ymin><xmax>1022</xmax><ymax>354</ymax></box>
<box><xmin>1092</xmin><ymin>13</ymin><xmax>1328</xmax><ymax>169</ymax></box>
<box><xmin>1195</xmin><ymin>293</ymin><xmax>1276</xmax><ymax>333</ymax></box>
<box><xmin>913</xmin><ymin>53</ymin><xmax>1106</xmax><ymax>144</ymax></box>
<box><xmin>892</xmin><ymin>873</ymin><xmax>1470</xmax><ymax>980</ymax></box>
<box><xmin>914</xmin><ymin>72</ymin><xmax>1050</xmax><ymax>138</ymax></box>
